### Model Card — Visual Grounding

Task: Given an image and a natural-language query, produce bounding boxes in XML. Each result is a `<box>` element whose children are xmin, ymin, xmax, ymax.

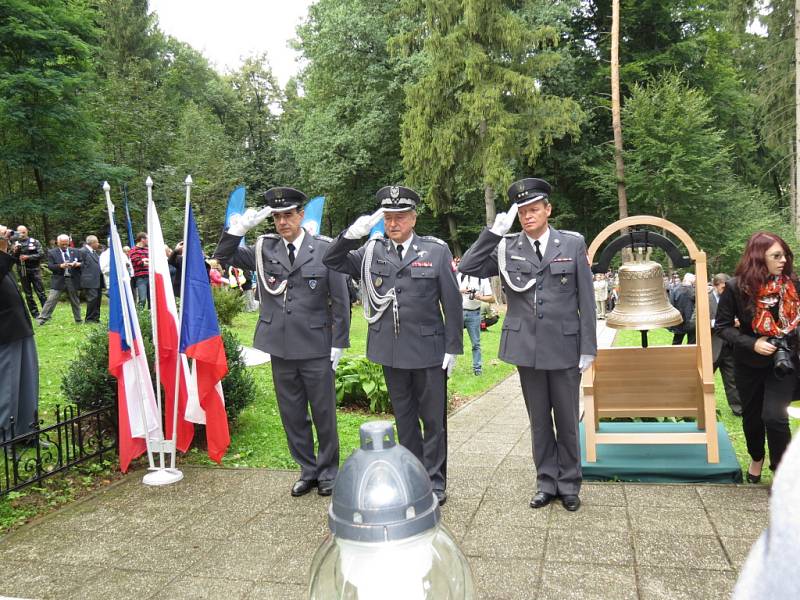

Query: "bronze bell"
<box><xmin>606</xmin><ymin>256</ymin><xmax>683</xmax><ymax>331</ymax></box>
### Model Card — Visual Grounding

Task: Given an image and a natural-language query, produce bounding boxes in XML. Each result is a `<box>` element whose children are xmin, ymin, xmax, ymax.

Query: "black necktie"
<box><xmin>287</xmin><ymin>243</ymin><xmax>295</xmax><ymax>265</ymax></box>
<box><xmin>534</xmin><ymin>240</ymin><xmax>542</xmax><ymax>261</ymax></box>
<box><xmin>397</xmin><ymin>244</ymin><xmax>404</xmax><ymax>261</ymax></box>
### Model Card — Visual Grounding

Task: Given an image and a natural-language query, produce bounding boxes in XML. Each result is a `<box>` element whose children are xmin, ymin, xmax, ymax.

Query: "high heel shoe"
<box><xmin>746</xmin><ymin>459</ymin><xmax>763</xmax><ymax>484</ymax></box>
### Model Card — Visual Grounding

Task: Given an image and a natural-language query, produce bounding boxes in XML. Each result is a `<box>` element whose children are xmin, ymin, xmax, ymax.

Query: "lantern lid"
<box><xmin>328</xmin><ymin>421</ymin><xmax>440</xmax><ymax>542</ymax></box>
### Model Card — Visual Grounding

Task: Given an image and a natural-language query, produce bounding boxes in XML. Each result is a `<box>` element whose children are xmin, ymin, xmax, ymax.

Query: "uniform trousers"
<box><xmin>734</xmin><ymin>361</ymin><xmax>794</xmax><ymax>471</ymax></box>
<box><xmin>518</xmin><ymin>366</ymin><xmax>582</xmax><ymax>496</ymax></box>
<box><xmin>37</xmin><ymin>279</ymin><xmax>81</xmax><ymax>324</ymax></box>
<box><xmin>84</xmin><ymin>287</ymin><xmax>102</xmax><ymax>323</ymax></box>
<box><xmin>18</xmin><ymin>268</ymin><xmax>46</xmax><ymax>316</ymax></box>
<box><xmin>0</xmin><ymin>336</ymin><xmax>38</xmax><ymax>437</ymax></box>
<box><xmin>270</xmin><ymin>355</ymin><xmax>339</xmax><ymax>482</ymax></box>
<box><xmin>383</xmin><ymin>365</ymin><xmax>448</xmax><ymax>491</ymax></box>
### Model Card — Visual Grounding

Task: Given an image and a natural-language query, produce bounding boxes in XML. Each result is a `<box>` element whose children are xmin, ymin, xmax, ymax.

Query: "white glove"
<box><xmin>331</xmin><ymin>347</ymin><xmax>344</xmax><ymax>371</ymax></box>
<box><xmin>344</xmin><ymin>208</ymin><xmax>385</xmax><ymax>240</ymax></box>
<box><xmin>442</xmin><ymin>353</ymin><xmax>456</xmax><ymax>378</ymax></box>
<box><xmin>489</xmin><ymin>203</ymin><xmax>518</xmax><ymax>236</ymax></box>
<box><xmin>578</xmin><ymin>354</ymin><xmax>595</xmax><ymax>373</ymax></box>
<box><xmin>228</xmin><ymin>206</ymin><xmax>274</xmax><ymax>237</ymax></box>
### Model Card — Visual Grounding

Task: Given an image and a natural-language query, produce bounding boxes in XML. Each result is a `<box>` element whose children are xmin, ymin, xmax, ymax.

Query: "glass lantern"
<box><xmin>308</xmin><ymin>421</ymin><xmax>475</xmax><ymax>600</ymax></box>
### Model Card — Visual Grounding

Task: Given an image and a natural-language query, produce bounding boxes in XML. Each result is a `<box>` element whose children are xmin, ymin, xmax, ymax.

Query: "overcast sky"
<box><xmin>149</xmin><ymin>0</ymin><xmax>315</xmax><ymax>86</ymax></box>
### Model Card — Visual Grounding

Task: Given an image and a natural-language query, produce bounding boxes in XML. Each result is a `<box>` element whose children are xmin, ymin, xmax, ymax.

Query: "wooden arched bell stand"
<box><xmin>582</xmin><ymin>216</ymin><xmax>719</xmax><ymax>463</ymax></box>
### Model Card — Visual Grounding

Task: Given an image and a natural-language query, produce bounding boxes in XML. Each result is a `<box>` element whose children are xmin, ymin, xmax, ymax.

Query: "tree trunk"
<box><xmin>446</xmin><ymin>213</ymin><xmax>462</xmax><ymax>257</ymax></box>
<box><xmin>795</xmin><ymin>0</ymin><xmax>800</xmax><ymax>237</ymax></box>
<box><xmin>611</xmin><ymin>0</ymin><xmax>628</xmax><ymax>221</ymax></box>
<box><xmin>484</xmin><ymin>183</ymin><xmax>497</xmax><ymax>227</ymax></box>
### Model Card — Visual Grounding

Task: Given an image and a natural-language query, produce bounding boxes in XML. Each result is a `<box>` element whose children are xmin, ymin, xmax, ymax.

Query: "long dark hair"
<box><xmin>734</xmin><ymin>231</ymin><xmax>795</xmax><ymax>305</ymax></box>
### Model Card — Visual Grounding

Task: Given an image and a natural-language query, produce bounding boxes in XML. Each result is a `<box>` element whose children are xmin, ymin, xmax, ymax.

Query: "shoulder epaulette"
<box><xmin>314</xmin><ymin>234</ymin><xmax>333</xmax><ymax>242</ymax></box>
<box><xmin>258</xmin><ymin>233</ymin><xmax>281</xmax><ymax>240</ymax></box>
<box><xmin>558</xmin><ymin>230</ymin><xmax>585</xmax><ymax>240</ymax></box>
<box><xmin>419</xmin><ymin>235</ymin><xmax>446</xmax><ymax>246</ymax></box>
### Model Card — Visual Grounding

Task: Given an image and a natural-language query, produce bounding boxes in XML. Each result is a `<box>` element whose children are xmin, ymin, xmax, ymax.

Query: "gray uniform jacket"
<box><xmin>459</xmin><ymin>226</ymin><xmax>597</xmax><ymax>369</ymax></box>
<box><xmin>79</xmin><ymin>246</ymin><xmax>103</xmax><ymax>289</ymax></box>
<box><xmin>323</xmin><ymin>232</ymin><xmax>463</xmax><ymax>369</ymax></box>
<box><xmin>214</xmin><ymin>231</ymin><xmax>350</xmax><ymax>360</ymax></box>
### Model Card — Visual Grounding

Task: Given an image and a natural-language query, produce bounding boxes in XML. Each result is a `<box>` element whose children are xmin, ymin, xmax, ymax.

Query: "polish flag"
<box><xmin>106</xmin><ymin>193</ymin><xmax>163</xmax><ymax>472</ymax></box>
<box><xmin>147</xmin><ymin>197</ymin><xmax>194</xmax><ymax>453</ymax></box>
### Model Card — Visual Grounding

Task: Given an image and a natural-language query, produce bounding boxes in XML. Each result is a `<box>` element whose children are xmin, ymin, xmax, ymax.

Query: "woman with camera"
<box><xmin>715</xmin><ymin>232</ymin><xmax>799</xmax><ymax>483</ymax></box>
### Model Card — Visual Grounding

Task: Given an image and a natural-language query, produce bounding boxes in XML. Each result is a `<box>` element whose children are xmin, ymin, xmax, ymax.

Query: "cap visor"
<box><xmin>516</xmin><ymin>195</ymin><xmax>547</xmax><ymax>208</ymax></box>
<box><xmin>382</xmin><ymin>206</ymin><xmax>415</xmax><ymax>213</ymax></box>
<box><xmin>270</xmin><ymin>205</ymin><xmax>300</xmax><ymax>214</ymax></box>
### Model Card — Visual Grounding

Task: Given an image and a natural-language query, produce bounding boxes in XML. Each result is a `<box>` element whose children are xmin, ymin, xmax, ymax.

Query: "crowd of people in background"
<box><xmin>2</xmin><ymin>225</ymin><xmax>261</xmax><ymax>326</ymax></box>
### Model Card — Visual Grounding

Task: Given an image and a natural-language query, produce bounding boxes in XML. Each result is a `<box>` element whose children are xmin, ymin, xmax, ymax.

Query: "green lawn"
<box><xmin>613</xmin><ymin>328</ymin><xmax>800</xmax><ymax>484</ymax></box>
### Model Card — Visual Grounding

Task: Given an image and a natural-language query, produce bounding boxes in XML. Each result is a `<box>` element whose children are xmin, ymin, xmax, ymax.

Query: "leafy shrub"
<box><xmin>61</xmin><ymin>307</ymin><xmax>255</xmax><ymax>423</ymax></box>
<box><xmin>212</xmin><ymin>287</ymin><xmax>245</xmax><ymax>326</ymax></box>
<box><xmin>335</xmin><ymin>355</ymin><xmax>391</xmax><ymax>414</ymax></box>
<box><xmin>219</xmin><ymin>326</ymin><xmax>256</xmax><ymax>421</ymax></box>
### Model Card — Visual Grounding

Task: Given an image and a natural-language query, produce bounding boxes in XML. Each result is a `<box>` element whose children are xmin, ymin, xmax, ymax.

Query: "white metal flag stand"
<box><xmin>142</xmin><ymin>176</ymin><xmax>184</xmax><ymax>486</ymax></box>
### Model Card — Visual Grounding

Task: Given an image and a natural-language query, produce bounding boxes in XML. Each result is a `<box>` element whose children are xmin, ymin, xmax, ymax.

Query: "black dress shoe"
<box><xmin>291</xmin><ymin>479</ymin><xmax>318</xmax><ymax>497</ymax></box>
<box><xmin>317</xmin><ymin>480</ymin><xmax>335</xmax><ymax>496</ymax></box>
<box><xmin>529</xmin><ymin>491</ymin><xmax>555</xmax><ymax>509</ymax></box>
<box><xmin>561</xmin><ymin>495</ymin><xmax>581</xmax><ymax>512</ymax></box>
<box><xmin>434</xmin><ymin>490</ymin><xmax>447</xmax><ymax>506</ymax></box>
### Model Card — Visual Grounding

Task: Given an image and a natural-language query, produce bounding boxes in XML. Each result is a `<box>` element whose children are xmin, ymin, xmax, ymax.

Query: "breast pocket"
<box><xmin>507</xmin><ymin>259</ymin><xmax>534</xmax><ymax>287</ymax></box>
<box><xmin>301</xmin><ymin>265</ymin><xmax>327</xmax><ymax>292</ymax></box>
<box><xmin>370</xmin><ymin>263</ymin><xmax>392</xmax><ymax>291</ymax></box>
<box><xmin>550</xmin><ymin>261</ymin><xmax>576</xmax><ymax>292</ymax></box>
<box><xmin>410</xmin><ymin>267</ymin><xmax>436</xmax><ymax>296</ymax></box>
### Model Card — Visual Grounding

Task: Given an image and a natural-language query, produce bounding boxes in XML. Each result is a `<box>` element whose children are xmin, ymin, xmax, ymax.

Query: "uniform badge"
<box><xmin>374</xmin><ymin>277</ymin><xmax>383</xmax><ymax>287</ymax></box>
<box><xmin>561</xmin><ymin>276</ymin><xmax>568</xmax><ymax>285</ymax></box>
<box><xmin>390</xmin><ymin>186</ymin><xmax>400</xmax><ymax>199</ymax></box>
<box><xmin>309</xmin><ymin>279</ymin><xmax>317</xmax><ymax>290</ymax></box>
<box><xmin>268</xmin><ymin>276</ymin><xmax>277</xmax><ymax>285</ymax></box>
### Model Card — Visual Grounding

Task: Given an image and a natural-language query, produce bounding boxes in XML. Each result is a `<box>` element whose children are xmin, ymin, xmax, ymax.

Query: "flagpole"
<box><xmin>171</xmin><ymin>174</ymin><xmax>192</xmax><ymax>470</ymax></box>
<box><xmin>146</xmin><ymin>176</ymin><xmax>165</xmax><ymax>471</ymax></box>
<box><xmin>104</xmin><ymin>182</ymin><xmax>156</xmax><ymax>471</ymax></box>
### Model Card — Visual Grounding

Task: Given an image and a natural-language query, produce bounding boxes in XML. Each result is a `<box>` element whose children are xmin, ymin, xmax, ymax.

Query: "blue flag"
<box><xmin>300</xmin><ymin>196</ymin><xmax>325</xmax><ymax>235</ymax></box>
<box><xmin>224</xmin><ymin>186</ymin><xmax>247</xmax><ymax>230</ymax></box>
<box><xmin>369</xmin><ymin>219</ymin><xmax>385</xmax><ymax>239</ymax></box>
<box><xmin>122</xmin><ymin>184</ymin><xmax>135</xmax><ymax>247</ymax></box>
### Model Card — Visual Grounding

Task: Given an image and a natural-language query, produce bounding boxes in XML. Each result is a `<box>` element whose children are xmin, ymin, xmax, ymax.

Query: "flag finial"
<box><xmin>102</xmin><ymin>181</ymin><xmax>110</xmax><ymax>192</ymax></box>
<box><xmin>146</xmin><ymin>176</ymin><xmax>153</xmax><ymax>188</ymax></box>
<box><xmin>185</xmin><ymin>175</ymin><xmax>193</xmax><ymax>186</ymax></box>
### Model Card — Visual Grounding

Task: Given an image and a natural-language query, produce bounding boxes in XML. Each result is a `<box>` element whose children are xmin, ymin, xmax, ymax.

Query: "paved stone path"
<box><xmin>0</xmin><ymin>321</ymin><xmax>767</xmax><ymax>599</ymax></box>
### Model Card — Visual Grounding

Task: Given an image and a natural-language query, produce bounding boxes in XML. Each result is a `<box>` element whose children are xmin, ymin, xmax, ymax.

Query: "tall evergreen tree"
<box><xmin>392</xmin><ymin>0</ymin><xmax>583</xmax><ymax>251</ymax></box>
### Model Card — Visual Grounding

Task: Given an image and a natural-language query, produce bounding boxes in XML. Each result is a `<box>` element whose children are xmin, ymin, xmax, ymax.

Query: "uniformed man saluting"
<box><xmin>323</xmin><ymin>186</ymin><xmax>463</xmax><ymax>505</ymax></box>
<box><xmin>459</xmin><ymin>178</ymin><xmax>596</xmax><ymax>512</ymax></box>
<box><xmin>214</xmin><ymin>187</ymin><xmax>351</xmax><ymax>497</ymax></box>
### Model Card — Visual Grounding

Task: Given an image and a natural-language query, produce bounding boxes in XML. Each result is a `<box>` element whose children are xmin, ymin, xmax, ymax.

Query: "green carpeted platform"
<box><xmin>580</xmin><ymin>421</ymin><xmax>743</xmax><ymax>483</ymax></box>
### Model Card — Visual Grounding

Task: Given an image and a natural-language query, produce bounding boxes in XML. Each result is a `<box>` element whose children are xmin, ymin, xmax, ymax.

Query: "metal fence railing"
<box><xmin>1</xmin><ymin>403</ymin><xmax>117</xmax><ymax>496</ymax></box>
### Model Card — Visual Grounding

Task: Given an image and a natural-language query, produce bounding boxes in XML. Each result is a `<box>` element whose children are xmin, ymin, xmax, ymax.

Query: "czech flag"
<box><xmin>106</xmin><ymin>194</ymin><xmax>163</xmax><ymax>473</ymax></box>
<box><xmin>147</xmin><ymin>198</ymin><xmax>194</xmax><ymax>453</ymax></box>
<box><xmin>179</xmin><ymin>204</ymin><xmax>230</xmax><ymax>463</ymax></box>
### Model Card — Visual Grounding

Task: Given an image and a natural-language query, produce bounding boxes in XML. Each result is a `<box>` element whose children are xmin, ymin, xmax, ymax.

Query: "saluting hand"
<box><xmin>490</xmin><ymin>203</ymin><xmax>519</xmax><ymax>236</ymax></box>
<box><xmin>228</xmin><ymin>206</ymin><xmax>274</xmax><ymax>237</ymax></box>
<box><xmin>344</xmin><ymin>208</ymin><xmax>385</xmax><ymax>240</ymax></box>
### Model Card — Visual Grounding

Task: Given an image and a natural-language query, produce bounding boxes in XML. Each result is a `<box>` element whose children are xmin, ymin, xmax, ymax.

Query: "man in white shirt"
<box><xmin>456</xmin><ymin>260</ymin><xmax>494</xmax><ymax>375</ymax></box>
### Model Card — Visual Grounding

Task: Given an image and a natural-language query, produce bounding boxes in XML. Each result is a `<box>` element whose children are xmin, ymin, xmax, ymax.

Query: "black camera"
<box><xmin>468</xmin><ymin>289</ymin><xmax>477</xmax><ymax>300</ymax></box>
<box><xmin>767</xmin><ymin>336</ymin><xmax>795</xmax><ymax>379</ymax></box>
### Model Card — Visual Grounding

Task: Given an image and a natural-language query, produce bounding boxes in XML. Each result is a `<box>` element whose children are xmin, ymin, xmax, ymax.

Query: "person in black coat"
<box><xmin>79</xmin><ymin>235</ymin><xmax>103</xmax><ymax>323</ymax></box>
<box><xmin>715</xmin><ymin>231</ymin><xmax>799</xmax><ymax>482</ymax></box>
<box><xmin>0</xmin><ymin>226</ymin><xmax>39</xmax><ymax>437</ymax></box>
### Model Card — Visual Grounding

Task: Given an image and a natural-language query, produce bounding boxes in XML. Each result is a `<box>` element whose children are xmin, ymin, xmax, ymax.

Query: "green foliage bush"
<box><xmin>335</xmin><ymin>355</ymin><xmax>391</xmax><ymax>414</ymax></box>
<box><xmin>212</xmin><ymin>287</ymin><xmax>245</xmax><ymax>327</ymax></box>
<box><xmin>61</xmin><ymin>307</ymin><xmax>255</xmax><ymax>423</ymax></box>
<box><xmin>219</xmin><ymin>326</ymin><xmax>256</xmax><ymax>421</ymax></box>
